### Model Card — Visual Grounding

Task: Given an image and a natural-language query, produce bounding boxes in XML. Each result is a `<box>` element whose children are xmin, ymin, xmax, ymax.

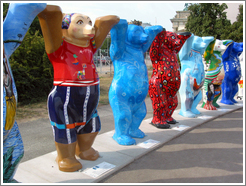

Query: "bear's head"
<box><xmin>160</xmin><ymin>31</ymin><xmax>191</xmax><ymax>53</ymax></box>
<box><xmin>232</xmin><ymin>42</ymin><xmax>243</xmax><ymax>55</ymax></box>
<box><xmin>222</xmin><ymin>41</ymin><xmax>243</xmax><ymax>61</ymax></box>
<box><xmin>214</xmin><ymin>39</ymin><xmax>228</xmax><ymax>53</ymax></box>
<box><xmin>126</xmin><ymin>24</ymin><xmax>149</xmax><ymax>46</ymax></box>
<box><xmin>61</xmin><ymin>13</ymin><xmax>95</xmax><ymax>47</ymax></box>
<box><xmin>191</xmin><ymin>36</ymin><xmax>214</xmax><ymax>54</ymax></box>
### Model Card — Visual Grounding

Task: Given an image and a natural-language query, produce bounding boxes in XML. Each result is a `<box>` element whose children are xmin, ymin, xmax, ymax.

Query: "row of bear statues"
<box><xmin>3</xmin><ymin>3</ymin><xmax>243</xmax><ymax>180</ymax></box>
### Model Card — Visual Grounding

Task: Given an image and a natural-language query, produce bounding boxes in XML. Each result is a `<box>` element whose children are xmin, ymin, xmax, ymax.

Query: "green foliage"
<box><xmin>3</xmin><ymin>147</ymin><xmax>24</xmax><ymax>183</ymax></box>
<box><xmin>221</xmin><ymin>4</ymin><xmax>243</xmax><ymax>42</ymax></box>
<box><xmin>3</xmin><ymin>3</ymin><xmax>9</xmax><ymax>20</ymax></box>
<box><xmin>131</xmin><ymin>19</ymin><xmax>142</xmax><ymax>26</ymax></box>
<box><xmin>101</xmin><ymin>37</ymin><xmax>111</xmax><ymax>50</ymax></box>
<box><xmin>9</xmin><ymin>31</ymin><xmax>53</xmax><ymax>104</ymax></box>
<box><xmin>186</xmin><ymin>3</ymin><xmax>231</xmax><ymax>39</ymax></box>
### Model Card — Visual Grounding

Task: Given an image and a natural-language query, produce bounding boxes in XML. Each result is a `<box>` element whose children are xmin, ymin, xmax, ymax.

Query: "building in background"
<box><xmin>170</xmin><ymin>10</ymin><xmax>190</xmax><ymax>33</ymax></box>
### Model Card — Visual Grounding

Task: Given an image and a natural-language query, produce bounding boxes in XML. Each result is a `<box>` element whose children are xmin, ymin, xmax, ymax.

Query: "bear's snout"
<box><xmin>141</xmin><ymin>34</ymin><xmax>149</xmax><ymax>44</ymax></box>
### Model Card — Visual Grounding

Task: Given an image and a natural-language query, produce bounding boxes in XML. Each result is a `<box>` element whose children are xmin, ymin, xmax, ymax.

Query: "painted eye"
<box><xmin>88</xmin><ymin>21</ymin><xmax>92</xmax><ymax>26</ymax></box>
<box><xmin>77</xmin><ymin>20</ymin><xmax>83</xmax><ymax>25</ymax></box>
<box><xmin>172</xmin><ymin>36</ymin><xmax>175</xmax><ymax>39</ymax></box>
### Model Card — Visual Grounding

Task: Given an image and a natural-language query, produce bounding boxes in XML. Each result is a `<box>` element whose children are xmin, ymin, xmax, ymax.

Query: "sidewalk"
<box><xmin>13</xmin><ymin>98</ymin><xmax>244</xmax><ymax>183</ymax></box>
<box><xmin>100</xmin><ymin>108</ymin><xmax>244</xmax><ymax>183</ymax></box>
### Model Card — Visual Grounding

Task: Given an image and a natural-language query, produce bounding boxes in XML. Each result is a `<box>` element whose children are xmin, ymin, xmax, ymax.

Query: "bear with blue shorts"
<box><xmin>38</xmin><ymin>5</ymin><xmax>119</xmax><ymax>172</ymax></box>
<box><xmin>221</xmin><ymin>41</ymin><xmax>243</xmax><ymax>105</ymax></box>
<box><xmin>109</xmin><ymin>19</ymin><xmax>163</xmax><ymax>145</ymax></box>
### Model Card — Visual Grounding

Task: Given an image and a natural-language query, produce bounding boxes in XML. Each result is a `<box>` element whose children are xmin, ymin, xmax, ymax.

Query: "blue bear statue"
<box><xmin>109</xmin><ymin>19</ymin><xmax>163</xmax><ymax>145</ymax></box>
<box><xmin>3</xmin><ymin>3</ymin><xmax>46</xmax><ymax>183</ymax></box>
<box><xmin>221</xmin><ymin>41</ymin><xmax>243</xmax><ymax>105</ymax></box>
<box><xmin>178</xmin><ymin>34</ymin><xmax>214</xmax><ymax>118</ymax></box>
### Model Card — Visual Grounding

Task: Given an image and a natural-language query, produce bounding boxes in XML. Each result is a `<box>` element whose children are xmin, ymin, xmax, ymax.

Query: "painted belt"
<box><xmin>50</xmin><ymin>112</ymin><xmax>98</xmax><ymax>129</ymax></box>
<box><xmin>50</xmin><ymin>121</ymin><xmax>86</xmax><ymax>129</ymax></box>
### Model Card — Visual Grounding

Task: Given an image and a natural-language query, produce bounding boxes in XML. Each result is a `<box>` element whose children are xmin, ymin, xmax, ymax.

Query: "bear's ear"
<box><xmin>204</xmin><ymin>39</ymin><xmax>216</xmax><ymax>61</ymax></box>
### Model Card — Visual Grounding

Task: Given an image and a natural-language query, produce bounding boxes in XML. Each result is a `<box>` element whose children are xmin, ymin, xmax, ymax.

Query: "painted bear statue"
<box><xmin>38</xmin><ymin>5</ymin><xmax>119</xmax><ymax>172</ymax></box>
<box><xmin>202</xmin><ymin>39</ymin><xmax>233</xmax><ymax>110</ymax></box>
<box><xmin>109</xmin><ymin>19</ymin><xmax>163</xmax><ymax>145</ymax></box>
<box><xmin>149</xmin><ymin>30</ymin><xmax>191</xmax><ymax>129</ymax></box>
<box><xmin>3</xmin><ymin>3</ymin><xmax>46</xmax><ymax>182</ymax></box>
<box><xmin>221</xmin><ymin>41</ymin><xmax>243</xmax><ymax>105</ymax></box>
<box><xmin>178</xmin><ymin>34</ymin><xmax>214</xmax><ymax>118</ymax></box>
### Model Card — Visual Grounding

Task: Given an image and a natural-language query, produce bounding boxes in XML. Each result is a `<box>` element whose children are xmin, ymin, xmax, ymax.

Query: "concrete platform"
<box><xmin>13</xmin><ymin>100</ymin><xmax>243</xmax><ymax>183</ymax></box>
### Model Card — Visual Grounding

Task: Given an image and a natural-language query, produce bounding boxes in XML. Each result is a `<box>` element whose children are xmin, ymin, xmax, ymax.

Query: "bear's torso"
<box><xmin>110</xmin><ymin>45</ymin><xmax>148</xmax><ymax>108</ymax></box>
<box><xmin>223</xmin><ymin>55</ymin><xmax>241</xmax><ymax>83</ymax></box>
<box><xmin>181</xmin><ymin>49</ymin><xmax>205</xmax><ymax>85</ymax></box>
<box><xmin>150</xmin><ymin>48</ymin><xmax>181</xmax><ymax>96</ymax></box>
<box><xmin>47</xmin><ymin>39</ymin><xmax>99</xmax><ymax>87</ymax></box>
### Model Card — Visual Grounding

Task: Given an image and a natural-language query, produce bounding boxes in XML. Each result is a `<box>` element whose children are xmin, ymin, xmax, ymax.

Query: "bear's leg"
<box><xmin>129</xmin><ymin>102</ymin><xmax>146</xmax><ymax>138</ymax></box>
<box><xmin>76</xmin><ymin>109</ymin><xmax>101</xmax><ymax>160</ymax></box>
<box><xmin>53</xmin><ymin>127</ymin><xmax>82</xmax><ymax>172</ymax></box>
<box><xmin>221</xmin><ymin>81</ymin><xmax>234</xmax><ymax>105</ymax></box>
<box><xmin>151</xmin><ymin>108</ymin><xmax>162</xmax><ymax>124</ymax></box>
<box><xmin>150</xmin><ymin>107</ymin><xmax>170</xmax><ymax>129</ymax></box>
<box><xmin>112</xmin><ymin>105</ymin><xmax>136</xmax><ymax>145</ymax></box>
<box><xmin>231</xmin><ymin>83</ymin><xmax>239</xmax><ymax>103</ymax></box>
<box><xmin>76</xmin><ymin>132</ymin><xmax>99</xmax><ymax>161</ymax></box>
<box><xmin>165</xmin><ymin>95</ymin><xmax>178</xmax><ymax>124</ymax></box>
<box><xmin>191</xmin><ymin>91</ymin><xmax>202</xmax><ymax>115</ymax></box>
<box><xmin>55</xmin><ymin>141</ymin><xmax>82</xmax><ymax>172</ymax></box>
<box><xmin>212</xmin><ymin>88</ymin><xmax>221</xmax><ymax>108</ymax></box>
<box><xmin>179</xmin><ymin>96</ymin><xmax>196</xmax><ymax>118</ymax></box>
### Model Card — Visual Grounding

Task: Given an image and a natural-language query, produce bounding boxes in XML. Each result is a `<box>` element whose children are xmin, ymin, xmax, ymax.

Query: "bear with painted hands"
<box><xmin>221</xmin><ymin>41</ymin><xmax>243</xmax><ymax>105</ymax></box>
<box><xmin>109</xmin><ymin>19</ymin><xmax>163</xmax><ymax>145</ymax></box>
<box><xmin>3</xmin><ymin>3</ymin><xmax>46</xmax><ymax>182</ymax></box>
<box><xmin>38</xmin><ymin>5</ymin><xmax>119</xmax><ymax>172</ymax></box>
<box><xmin>178</xmin><ymin>34</ymin><xmax>214</xmax><ymax>118</ymax></box>
<box><xmin>149</xmin><ymin>30</ymin><xmax>191</xmax><ymax>129</ymax></box>
<box><xmin>202</xmin><ymin>39</ymin><xmax>233</xmax><ymax>110</ymax></box>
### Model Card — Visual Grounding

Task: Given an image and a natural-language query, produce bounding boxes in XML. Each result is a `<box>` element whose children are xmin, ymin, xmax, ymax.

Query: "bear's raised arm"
<box><xmin>38</xmin><ymin>5</ymin><xmax>63</xmax><ymax>54</ymax></box>
<box><xmin>110</xmin><ymin>19</ymin><xmax>128</xmax><ymax>60</ymax></box>
<box><xmin>201</xmin><ymin>36</ymin><xmax>215</xmax><ymax>54</ymax></box>
<box><xmin>203</xmin><ymin>39</ymin><xmax>216</xmax><ymax>62</ymax></box>
<box><xmin>149</xmin><ymin>30</ymin><xmax>165</xmax><ymax>63</ymax></box>
<box><xmin>3</xmin><ymin>3</ymin><xmax>46</xmax><ymax>57</ymax></box>
<box><xmin>178</xmin><ymin>33</ymin><xmax>194</xmax><ymax>61</ymax></box>
<box><xmin>221</xmin><ymin>40</ymin><xmax>234</xmax><ymax>61</ymax></box>
<box><xmin>142</xmin><ymin>25</ymin><xmax>163</xmax><ymax>53</ymax></box>
<box><xmin>94</xmin><ymin>15</ymin><xmax>120</xmax><ymax>50</ymax></box>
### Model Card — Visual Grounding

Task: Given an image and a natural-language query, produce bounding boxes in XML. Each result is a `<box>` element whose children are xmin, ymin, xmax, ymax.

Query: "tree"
<box><xmin>185</xmin><ymin>3</ymin><xmax>231</xmax><ymax>40</ymax></box>
<box><xmin>3</xmin><ymin>3</ymin><xmax>9</xmax><ymax>20</ymax></box>
<box><xmin>221</xmin><ymin>4</ymin><xmax>243</xmax><ymax>42</ymax></box>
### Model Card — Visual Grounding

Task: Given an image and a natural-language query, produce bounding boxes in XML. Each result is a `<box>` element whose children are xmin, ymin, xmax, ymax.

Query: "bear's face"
<box><xmin>232</xmin><ymin>42</ymin><xmax>243</xmax><ymax>55</ymax></box>
<box><xmin>126</xmin><ymin>25</ymin><xmax>149</xmax><ymax>46</ymax></box>
<box><xmin>62</xmin><ymin>13</ymin><xmax>95</xmax><ymax>46</ymax></box>
<box><xmin>192</xmin><ymin>36</ymin><xmax>214</xmax><ymax>54</ymax></box>
<box><xmin>162</xmin><ymin>31</ymin><xmax>190</xmax><ymax>52</ymax></box>
<box><xmin>214</xmin><ymin>39</ymin><xmax>227</xmax><ymax>53</ymax></box>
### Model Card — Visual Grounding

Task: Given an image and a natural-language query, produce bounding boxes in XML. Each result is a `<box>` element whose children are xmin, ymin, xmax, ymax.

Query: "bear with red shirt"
<box><xmin>149</xmin><ymin>30</ymin><xmax>191</xmax><ymax>129</ymax></box>
<box><xmin>38</xmin><ymin>5</ymin><xmax>119</xmax><ymax>172</ymax></box>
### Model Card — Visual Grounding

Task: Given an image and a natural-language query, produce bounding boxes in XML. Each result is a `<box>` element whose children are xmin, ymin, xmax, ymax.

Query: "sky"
<box><xmin>47</xmin><ymin>1</ymin><xmax>186</xmax><ymax>31</ymax></box>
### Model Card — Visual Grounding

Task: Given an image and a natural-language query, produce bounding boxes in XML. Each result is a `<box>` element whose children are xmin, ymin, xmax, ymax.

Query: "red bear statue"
<box><xmin>149</xmin><ymin>30</ymin><xmax>191</xmax><ymax>129</ymax></box>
